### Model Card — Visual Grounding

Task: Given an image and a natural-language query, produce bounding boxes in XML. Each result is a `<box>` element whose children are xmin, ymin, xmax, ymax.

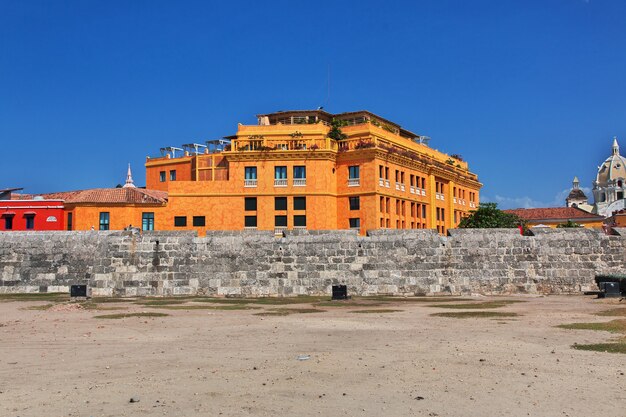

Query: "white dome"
<box><xmin>596</xmin><ymin>138</ymin><xmax>626</xmax><ymax>184</ymax></box>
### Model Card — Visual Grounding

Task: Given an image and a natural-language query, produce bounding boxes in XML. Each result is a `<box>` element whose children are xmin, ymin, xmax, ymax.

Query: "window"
<box><xmin>174</xmin><ymin>216</ymin><xmax>187</xmax><ymax>227</ymax></box>
<box><xmin>142</xmin><ymin>212</ymin><xmax>154</xmax><ymax>231</ymax></box>
<box><xmin>293</xmin><ymin>215</ymin><xmax>306</xmax><ymax>227</ymax></box>
<box><xmin>275</xmin><ymin>197</ymin><xmax>287</xmax><ymax>211</ymax></box>
<box><xmin>244</xmin><ymin>216</ymin><xmax>257</xmax><ymax>228</ymax></box>
<box><xmin>193</xmin><ymin>216</ymin><xmax>206</xmax><ymax>227</ymax></box>
<box><xmin>245</xmin><ymin>197</ymin><xmax>257</xmax><ymax>211</ymax></box>
<box><xmin>275</xmin><ymin>215</ymin><xmax>287</xmax><ymax>227</ymax></box>
<box><xmin>275</xmin><ymin>166</ymin><xmax>287</xmax><ymax>179</ymax></box>
<box><xmin>169</xmin><ymin>170</ymin><xmax>177</xmax><ymax>181</ymax></box>
<box><xmin>293</xmin><ymin>166</ymin><xmax>306</xmax><ymax>179</ymax></box>
<box><xmin>293</xmin><ymin>166</ymin><xmax>306</xmax><ymax>186</ymax></box>
<box><xmin>293</xmin><ymin>197</ymin><xmax>306</xmax><ymax>210</ymax></box>
<box><xmin>349</xmin><ymin>196</ymin><xmax>360</xmax><ymax>210</ymax></box>
<box><xmin>244</xmin><ymin>167</ymin><xmax>257</xmax><ymax>180</ymax></box>
<box><xmin>348</xmin><ymin>166</ymin><xmax>360</xmax><ymax>179</ymax></box>
<box><xmin>99</xmin><ymin>212</ymin><xmax>110</xmax><ymax>230</ymax></box>
<box><xmin>67</xmin><ymin>213</ymin><xmax>73</xmax><ymax>231</ymax></box>
<box><xmin>4</xmin><ymin>215</ymin><xmax>13</xmax><ymax>230</ymax></box>
<box><xmin>349</xmin><ymin>218</ymin><xmax>360</xmax><ymax>229</ymax></box>
<box><xmin>422</xmin><ymin>205</ymin><xmax>427</xmax><ymax>219</ymax></box>
<box><xmin>159</xmin><ymin>171</ymin><xmax>166</xmax><ymax>182</ymax></box>
<box><xmin>25</xmin><ymin>214</ymin><xmax>35</xmax><ymax>230</ymax></box>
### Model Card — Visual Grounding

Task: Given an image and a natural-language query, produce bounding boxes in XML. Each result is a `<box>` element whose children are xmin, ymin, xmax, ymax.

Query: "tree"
<box><xmin>458</xmin><ymin>202</ymin><xmax>523</xmax><ymax>229</ymax></box>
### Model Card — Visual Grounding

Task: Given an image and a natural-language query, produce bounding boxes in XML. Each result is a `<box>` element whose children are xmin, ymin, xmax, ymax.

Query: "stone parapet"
<box><xmin>0</xmin><ymin>229</ymin><xmax>623</xmax><ymax>297</ymax></box>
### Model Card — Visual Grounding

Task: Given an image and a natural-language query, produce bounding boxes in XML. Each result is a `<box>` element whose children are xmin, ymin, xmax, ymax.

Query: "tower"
<box><xmin>592</xmin><ymin>137</ymin><xmax>626</xmax><ymax>216</ymax></box>
<box><xmin>122</xmin><ymin>164</ymin><xmax>136</xmax><ymax>189</ymax></box>
<box><xmin>566</xmin><ymin>176</ymin><xmax>588</xmax><ymax>208</ymax></box>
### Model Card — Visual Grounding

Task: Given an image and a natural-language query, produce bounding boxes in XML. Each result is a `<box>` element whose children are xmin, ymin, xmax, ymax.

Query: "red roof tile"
<box><xmin>504</xmin><ymin>207</ymin><xmax>604</xmax><ymax>221</ymax></box>
<box><xmin>41</xmin><ymin>188</ymin><xmax>167</xmax><ymax>205</ymax></box>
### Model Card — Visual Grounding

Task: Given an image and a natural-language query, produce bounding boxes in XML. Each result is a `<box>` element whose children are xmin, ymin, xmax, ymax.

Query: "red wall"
<box><xmin>0</xmin><ymin>200</ymin><xmax>65</xmax><ymax>231</ymax></box>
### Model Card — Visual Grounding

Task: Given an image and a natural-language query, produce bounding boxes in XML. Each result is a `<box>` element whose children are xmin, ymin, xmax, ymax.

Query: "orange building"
<box><xmin>42</xmin><ymin>188</ymin><xmax>168</xmax><ymax>231</ymax></box>
<box><xmin>146</xmin><ymin>110</ymin><xmax>481</xmax><ymax>235</ymax></box>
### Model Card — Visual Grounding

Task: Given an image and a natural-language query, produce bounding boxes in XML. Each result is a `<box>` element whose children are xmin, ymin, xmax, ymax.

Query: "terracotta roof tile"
<box><xmin>41</xmin><ymin>188</ymin><xmax>167</xmax><ymax>205</ymax></box>
<box><xmin>504</xmin><ymin>207</ymin><xmax>604</xmax><ymax>221</ymax></box>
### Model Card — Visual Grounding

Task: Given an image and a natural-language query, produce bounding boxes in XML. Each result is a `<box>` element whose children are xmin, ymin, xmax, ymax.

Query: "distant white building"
<box><xmin>592</xmin><ymin>137</ymin><xmax>626</xmax><ymax>216</ymax></box>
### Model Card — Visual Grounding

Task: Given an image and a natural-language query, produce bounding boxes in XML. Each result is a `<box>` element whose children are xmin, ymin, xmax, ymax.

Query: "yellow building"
<box><xmin>146</xmin><ymin>110</ymin><xmax>481</xmax><ymax>235</ymax></box>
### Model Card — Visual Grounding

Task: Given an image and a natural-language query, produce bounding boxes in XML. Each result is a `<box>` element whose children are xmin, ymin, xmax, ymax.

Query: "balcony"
<box><xmin>274</xmin><ymin>227</ymin><xmax>287</xmax><ymax>236</ymax></box>
<box><xmin>396</xmin><ymin>182</ymin><xmax>406</xmax><ymax>191</ymax></box>
<box><xmin>421</xmin><ymin>189</ymin><xmax>426</xmax><ymax>196</ymax></box>
<box><xmin>379</xmin><ymin>178</ymin><xmax>384</xmax><ymax>186</ymax></box>
<box><xmin>293</xmin><ymin>178</ymin><xmax>306</xmax><ymax>187</ymax></box>
<box><xmin>410</xmin><ymin>186</ymin><xmax>416</xmax><ymax>194</ymax></box>
<box><xmin>244</xmin><ymin>179</ymin><xmax>257</xmax><ymax>188</ymax></box>
<box><xmin>348</xmin><ymin>178</ymin><xmax>360</xmax><ymax>187</ymax></box>
<box><xmin>470</xmin><ymin>202</ymin><xmax>477</xmax><ymax>208</ymax></box>
<box><xmin>436</xmin><ymin>193</ymin><xmax>445</xmax><ymax>200</ymax></box>
<box><xmin>274</xmin><ymin>179</ymin><xmax>287</xmax><ymax>187</ymax></box>
<box><xmin>385</xmin><ymin>180</ymin><xmax>390</xmax><ymax>188</ymax></box>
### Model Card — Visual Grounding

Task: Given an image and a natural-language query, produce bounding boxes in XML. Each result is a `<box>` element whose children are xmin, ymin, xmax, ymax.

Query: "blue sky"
<box><xmin>1</xmin><ymin>0</ymin><xmax>625</xmax><ymax>209</ymax></box>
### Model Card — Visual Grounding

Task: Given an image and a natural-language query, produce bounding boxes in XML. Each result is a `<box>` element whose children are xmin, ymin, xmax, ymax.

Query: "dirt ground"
<box><xmin>0</xmin><ymin>295</ymin><xmax>624</xmax><ymax>417</ymax></box>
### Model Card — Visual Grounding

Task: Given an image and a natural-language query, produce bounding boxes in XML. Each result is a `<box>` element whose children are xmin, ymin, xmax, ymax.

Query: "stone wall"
<box><xmin>1</xmin><ymin>228</ymin><xmax>625</xmax><ymax>296</ymax></box>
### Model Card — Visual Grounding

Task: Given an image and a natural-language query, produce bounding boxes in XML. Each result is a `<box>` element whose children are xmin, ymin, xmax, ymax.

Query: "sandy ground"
<box><xmin>0</xmin><ymin>295</ymin><xmax>624</xmax><ymax>417</ymax></box>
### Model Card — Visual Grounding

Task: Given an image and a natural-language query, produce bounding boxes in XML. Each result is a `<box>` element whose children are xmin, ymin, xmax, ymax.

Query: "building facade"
<box><xmin>0</xmin><ymin>189</ymin><xmax>64</xmax><ymax>231</ymax></box>
<box><xmin>146</xmin><ymin>110</ymin><xmax>482</xmax><ymax>235</ymax></box>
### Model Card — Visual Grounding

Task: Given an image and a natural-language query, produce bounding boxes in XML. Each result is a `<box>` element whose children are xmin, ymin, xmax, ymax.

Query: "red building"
<box><xmin>0</xmin><ymin>188</ymin><xmax>64</xmax><ymax>231</ymax></box>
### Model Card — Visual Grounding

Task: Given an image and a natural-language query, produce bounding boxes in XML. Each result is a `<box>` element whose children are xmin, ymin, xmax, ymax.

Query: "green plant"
<box><xmin>458</xmin><ymin>202</ymin><xmax>524</xmax><ymax>229</ymax></box>
<box><xmin>556</xmin><ymin>220</ymin><xmax>582</xmax><ymax>228</ymax></box>
<box><xmin>327</xmin><ymin>119</ymin><xmax>348</xmax><ymax>141</ymax></box>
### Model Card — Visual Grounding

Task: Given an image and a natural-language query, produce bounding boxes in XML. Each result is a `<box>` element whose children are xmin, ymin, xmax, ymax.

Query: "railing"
<box><xmin>293</xmin><ymin>178</ymin><xmax>306</xmax><ymax>187</ymax></box>
<box><xmin>410</xmin><ymin>186</ymin><xmax>416</xmax><ymax>194</ymax></box>
<box><xmin>379</xmin><ymin>178</ymin><xmax>384</xmax><ymax>186</ymax></box>
<box><xmin>274</xmin><ymin>227</ymin><xmax>287</xmax><ymax>235</ymax></box>
<box><xmin>469</xmin><ymin>202</ymin><xmax>476</xmax><ymax>208</ymax></box>
<box><xmin>401</xmin><ymin>184</ymin><xmax>405</xmax><ymax>192</ymax></box>
<box><xmin>436</xmin><ymin>192</ymin><xmax>445</xmax><ymax>200</ymax></box>
<box><xmin>232</xmin><ymin>138</ymin><xmax>331</xmax><ymax>152</ymax></box>
<box><xmin>395</xmin><ymin>182</ymin><xmax>401</xmax><ymax>190</ymax></box>
<box><xmin>421</xmin><ymin>189</ymin><xmax>426</xmax><ymax>196</ymax></box>
<box><xmin>244</xmin><ymin>227</ymin><xmax>257</xmax><ymax>230</ymax></box>
<box><xmin>348</xmin><ymin>178</ymin><xmax>360</xmax><ymax>187</ymax></box>
<box><xmin>244</xmin><ymin>179</ymin><xmax>257</xmax><ymax>187</ymax></box>
<box><xmin>274</xmin><ymin>179</ymin><xmax>287</xmax><ymax>187</ymax></box>
<box><xmin>385</xmin><ymin>180</ymin><xmax>390</xmax><ymax>188</ymax></box>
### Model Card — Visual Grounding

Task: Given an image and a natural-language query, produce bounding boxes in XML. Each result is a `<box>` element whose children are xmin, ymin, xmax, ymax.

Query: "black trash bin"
<box><xmin>599</xmin><ymin>282</ymin><xmax>621</xmax><ymax>298</ymax></box>
<box><xmin>332</xmin><ymin>285</ymin><xmax>348</xmax><ymax>300</ymax></box>
<box><xmin>70</xmin><ymin>285</ymin><xmax>87</xmax><ymax>298</ymax></box>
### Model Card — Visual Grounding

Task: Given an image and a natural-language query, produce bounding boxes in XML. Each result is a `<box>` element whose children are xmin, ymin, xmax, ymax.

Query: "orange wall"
<box><xmin>66</xmin><ymin>205</ymin><xmax>166</xmax><ymax>231</ymax></box>
<box><xmin>146</xmin><ymin>157</ymin><xmax>194</xmax><ymax>191</ymax></box>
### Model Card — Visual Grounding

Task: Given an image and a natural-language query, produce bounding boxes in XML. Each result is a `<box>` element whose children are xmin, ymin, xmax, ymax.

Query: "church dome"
<box><xmin>596</xmin><ymin>137</ymin><xmax>626</xmax><ymax>185</ymax></box>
